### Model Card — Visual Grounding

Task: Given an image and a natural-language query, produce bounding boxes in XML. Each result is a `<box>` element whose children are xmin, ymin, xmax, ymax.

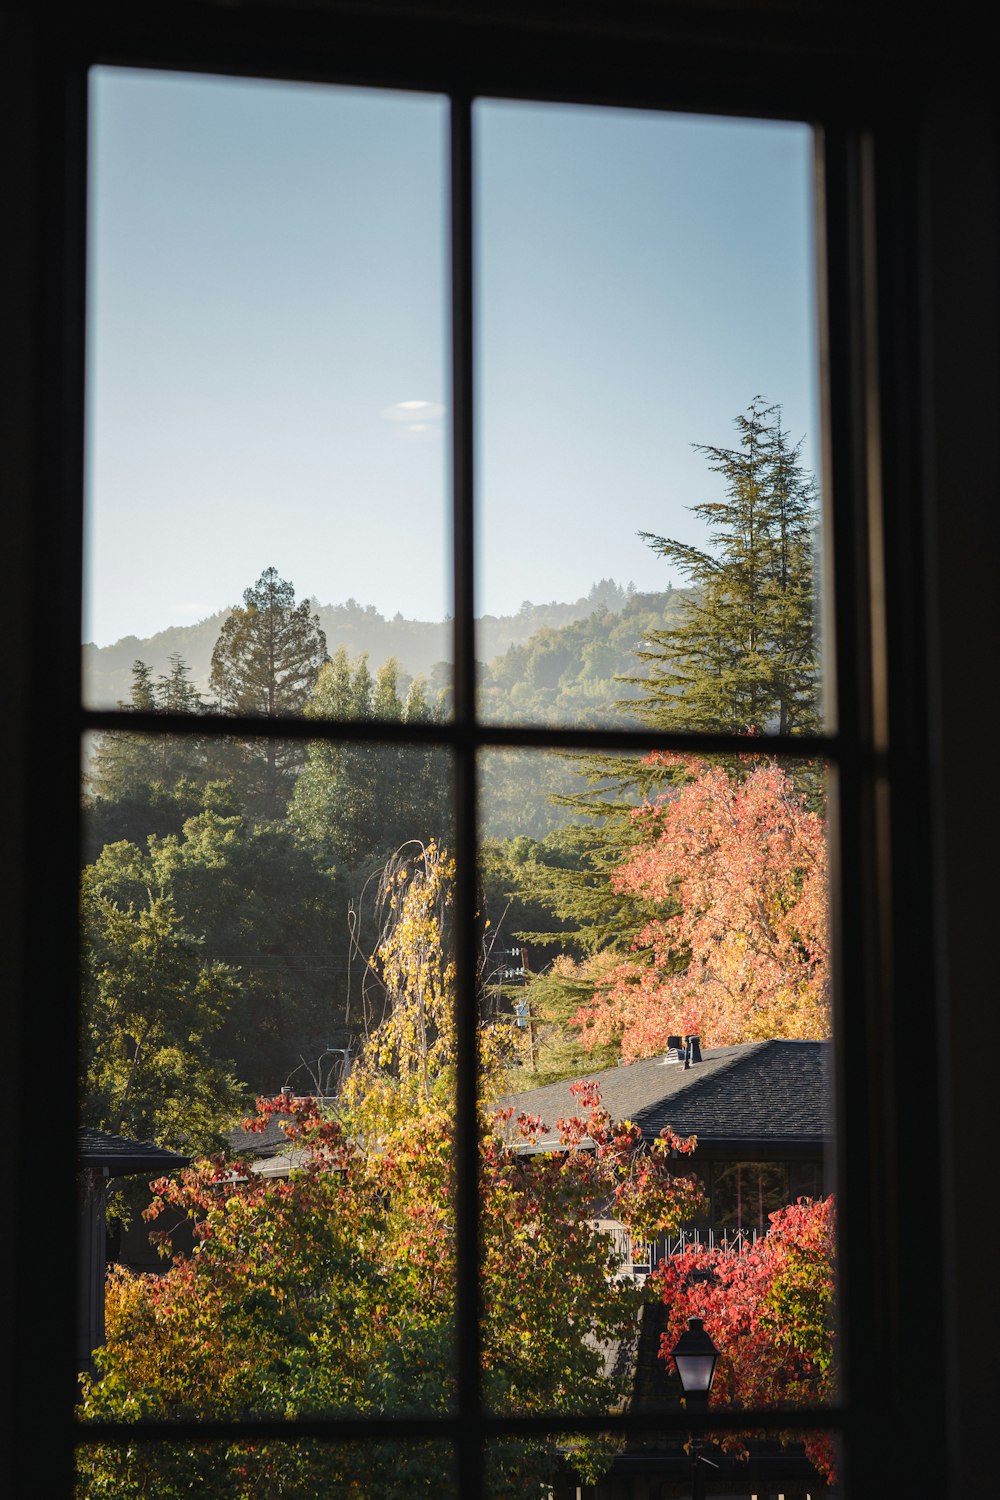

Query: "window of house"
<box><xmin>48</xmin><ymin>15</ymin><xmax>896</xmax><ymax>1498</ymax></box>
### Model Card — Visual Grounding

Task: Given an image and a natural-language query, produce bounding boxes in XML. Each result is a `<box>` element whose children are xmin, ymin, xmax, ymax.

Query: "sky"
<box><xmin>85</xmin><ymin>68</ymin><xmax>819</xmax><ymax>648</ymax></box>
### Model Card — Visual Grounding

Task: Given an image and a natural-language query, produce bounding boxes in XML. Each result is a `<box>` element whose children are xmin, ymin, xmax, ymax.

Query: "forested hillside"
<box><xmin>83</xmin><ymin>578</ymin><xmax>683</xmax><ymax>720</ymax></box>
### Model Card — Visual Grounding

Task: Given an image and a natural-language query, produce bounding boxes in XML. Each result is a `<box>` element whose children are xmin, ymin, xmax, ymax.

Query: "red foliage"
<box><xmin>575</xmin><ymin>754</ymin><xmax>830</xmax><ymax>1057</ymax></box>
<box><xmin>655</xmin><ymin>1195</ymin><xmax>837</xmax><ymax>1482</ymax></box>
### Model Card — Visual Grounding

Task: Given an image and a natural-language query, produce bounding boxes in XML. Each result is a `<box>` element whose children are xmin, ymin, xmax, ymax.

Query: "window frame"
<box><xmin>3</xmin><ymin>4</ymin><xmax>957</xmax><ymax>1495</ymax></box>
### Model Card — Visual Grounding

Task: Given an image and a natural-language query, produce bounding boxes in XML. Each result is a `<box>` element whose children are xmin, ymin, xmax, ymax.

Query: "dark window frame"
<box><xmin>4</xmin><ymin>5</ymin><xmax>964</xmax><ymax>1496</ymax></box>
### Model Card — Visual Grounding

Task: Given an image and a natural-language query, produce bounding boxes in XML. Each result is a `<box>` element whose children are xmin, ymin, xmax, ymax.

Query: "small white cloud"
<box><xmin>381</xmin><ymin>399</ymin><xmax>446</xmax><ymax>430</ymax></box>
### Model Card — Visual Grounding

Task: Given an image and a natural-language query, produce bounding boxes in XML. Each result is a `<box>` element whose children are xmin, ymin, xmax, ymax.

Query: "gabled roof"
<box><xmin>78</xmin><ymin>1129</ymin><xmax>190</xmax><ymax>1177</ymax></box>
<box><xmin>500</xmin><ymin>1041</ymin><xmax>831</xmax><ymax>1157</ymax></box>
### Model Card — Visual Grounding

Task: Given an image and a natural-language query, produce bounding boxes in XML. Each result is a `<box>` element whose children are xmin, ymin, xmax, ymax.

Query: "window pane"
<box><xmin>79</xmin><ymin>734</ymin><xmax>456</xmax><ymax>1420</ymax></box>
<box><xmin>76</xmin><ymin>1439</ymin><xmax>457</xmax><ymax>1497</ymax></box>
<box><xmin>475</xmin><ymin>102</ymin><xmax>827</xmax><ymax>736</ymax></box>
<box><xmin>478</xmin><ymin>748</ymin><xmax>837</xmax><ymax>1491</ymax></box>
<box><xmin>84</xmin><ymin>69</ymin><xmax>451</xmax><ymax>715</ymax></box>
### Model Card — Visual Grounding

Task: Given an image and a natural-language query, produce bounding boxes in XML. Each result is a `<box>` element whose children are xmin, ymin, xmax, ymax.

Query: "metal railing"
<box><xmin>603</xmin><ymin>1223</ymin><xmax>762</xmax><ymax>1278</ymax></box>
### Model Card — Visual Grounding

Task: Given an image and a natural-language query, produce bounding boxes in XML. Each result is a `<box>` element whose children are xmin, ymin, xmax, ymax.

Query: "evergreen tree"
<box><xmin>632</xmin><ymin>397</ymin><xmax>820</xmax><ymax>736</ymax></box>
<box><xmin>290</xmin><ymin>651</ymin><xmax>451</xmax><ymax>879</ymax></box>
<box><xmin>506</xmin><ymin>400</ymin><xmax>821</xmax><ymax>1027</ymax></box>
<box><xmin>210</xmin><ymin>567</ymin><xmax>328</xmax><ymax>819</ymax></box>
<box><xmin>84</xmin><ymin>656</ymin><xmax>224</xmax><ymax>857</ymax></box>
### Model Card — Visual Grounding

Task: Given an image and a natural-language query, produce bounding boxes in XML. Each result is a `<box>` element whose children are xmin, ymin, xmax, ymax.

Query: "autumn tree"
<box><xmin>574</xmin><ymin>754</ymin><xmax>829</xmax><ymax>1059</ymax></box>
<box><xmin>513</xmin><ymin>402</ymin><xmax>821</xmax><ymax>994</ymax></box>
<box><xmin>657</xmin><ymin>1195</ymin><xmax>837</xmax><ymax>1484</ymax></box>
<box><xmin>210</xmin><ymin>567</ymin><xmax>328</xmax><ymax>818</ymax></box>
<box><xmin>78</xmin><ymin>1091</ymin><xmax>705</xmax><ymax>1497</ymax></box>
<box><xmin>78</xmin><ymin>837</ymin><xmax>714</xmax><ymax>1495</ymax></box>
<box><xmin>346</xmin><ymin>839</ymin><xmax>457</xmax><ymax>1115</ymax></box>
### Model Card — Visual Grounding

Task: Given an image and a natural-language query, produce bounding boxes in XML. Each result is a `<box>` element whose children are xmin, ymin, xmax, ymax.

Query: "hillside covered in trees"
<box><xmin>83</xmin><ymin>578</ymin><xmax>686</xmax><ymax>723</ymax></box>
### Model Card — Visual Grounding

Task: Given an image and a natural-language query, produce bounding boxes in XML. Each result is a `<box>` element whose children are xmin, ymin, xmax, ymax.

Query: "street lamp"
<box><xmin>670</xmin><ymin>1316</ymin><xmax>720</xmax><ymax>1499</ymax></box>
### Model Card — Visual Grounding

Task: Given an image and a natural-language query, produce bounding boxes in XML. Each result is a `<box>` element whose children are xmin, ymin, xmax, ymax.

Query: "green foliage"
<box><xmin>478</xmin><ymin>749</ymin><xmax>595</xmax><ymax>841</ymax></box>
<box><xmin>477</xmin><ymin>588</ymin><xmax>684</xmax><ymax>727</ymax></box>
<box><xmin>83</xmin><ymin>811</ymin><xmax>343</xmax><ymax>1100</ymax></box>
<box><xmin>81</xmin><ymin>860</ymin><xmax>244</xmax><ymax>1155</ymax></box>
<box><xmin>503</xmin><ymin>955</ymin><xmax>623</xmax><ymax>1089</ymax></box>
<box><xmin>84</xmin><ymin>656</ymin><xmax>237</xmax><ymax>857</ymax></box>
<box><xmin>631</xmin><ymin>397</ymin><xmax>820</xmax><ymax>736</ymax></box>
<box><xmin>289</xmin><ymin>648</ymin><xmax>451</xmax><ymax>873</ymax></box>
<box><xmin>210</xmin><ymin>567</ymin><xmax>328</xmax><ymax>819</ymax></box>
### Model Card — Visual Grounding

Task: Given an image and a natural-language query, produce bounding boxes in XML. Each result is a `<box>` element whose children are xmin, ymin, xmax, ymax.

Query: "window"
<box><xmin>5</xmin><ymin>5</ymin><xmax>994</xmax><ymax>1498</ymax></box>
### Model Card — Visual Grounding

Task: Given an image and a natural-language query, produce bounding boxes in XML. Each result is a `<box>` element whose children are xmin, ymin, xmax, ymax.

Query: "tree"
<box><xmin>84</xmin><ymin>655</ymin><xmax>227</xmax><ymax>857</ymax></box>
<box><xmin>289</xmin><ymin>648</ymin><xmax>451</xmax><ymax>876</ymax></box>
<box><xmin>210</xmin><ymin>567</ymin><xmax>328</xmax><ymax>819</ymax></box>
<box><xmin>656</xmin><ymin>1196</ymin><xmax>837</xmax><ymax>1484</ymax></box>
<box><xmin>78</xmin><ymin>841</ymin><xmax>712</xmax><ymax>1496</ymax></box>
<box><xmin>81</xmin><ymin>859</ymin><xmax>244</xmax><ymax>1155</ymax></box>
<box><xmin>83</xmin><ymin>809</ymin><xmax>344</xmax><ymax>1100</ymax></box>
<box><xmin>79</xmin><ymin>1091</ymin><xmax>705</xmax><ymax>1498</ymax></box>
<box><xmin>632</xmin><ymin>397</ymin><xmax>819</xmax><ymax>737</ymax></box>
<box><xmin>346</xmin><ymin>840</ymin><xmax>458</xmax><ymax>1115</ymax></box>
<box><xmin>574</xmin><ymin>754</ymin><xmax>830</xmax><ymax>1059</ymax></box>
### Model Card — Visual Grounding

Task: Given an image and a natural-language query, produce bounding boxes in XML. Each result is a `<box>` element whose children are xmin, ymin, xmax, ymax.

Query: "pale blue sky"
<box><xmin>85</xmin><ymin>69</ymin><xmax>818</xmax><ymax>647</ymax></box>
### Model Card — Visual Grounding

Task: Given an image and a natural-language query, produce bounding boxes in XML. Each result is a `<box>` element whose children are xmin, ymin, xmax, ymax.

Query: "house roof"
<box><xmin>227</xmin><ymin>1114</ymin><xmax>297</xmax><ymax>1159</ymax></box>
<box><xmin>78</xmin><ymin>1129</ymin><xmax>190</xmax><ymax>1177</ymax></box>
<box><xmin>499</xmin><ymin>1040</ymin><xmax>831</xmax><ymax>1158</ymax></box>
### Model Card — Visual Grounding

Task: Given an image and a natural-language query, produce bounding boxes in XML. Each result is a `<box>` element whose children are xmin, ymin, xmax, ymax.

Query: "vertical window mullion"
<box><xmin>821</xmin><ymin>121</ymin><xmax>896</xmax><ymax>1494</ymax></box>
<box><xmin>449</xmin><ymin>91</ymin><xmax>483</xmax><ymax>1495</ymax></box>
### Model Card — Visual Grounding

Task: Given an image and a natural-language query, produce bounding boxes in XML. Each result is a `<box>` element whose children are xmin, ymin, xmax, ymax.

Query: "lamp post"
<box><xmin>670</xmin><ymin>1315</ymin><xmax>720</xmax><ymax>1500</ymax></box>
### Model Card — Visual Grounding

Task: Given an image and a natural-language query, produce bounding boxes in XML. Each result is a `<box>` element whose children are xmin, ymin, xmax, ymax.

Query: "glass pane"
<box><xmin>475</xmin><ymin>102</ymin><xmax>827</xmax><ymax>735</ymax></box>
<box><xmin>84</xmin><ymin>69</ymin><xmax>451</xmax><ymax>716</ymax></box>
<box><xmin>76</xmin><ymin>1440</ymin><xmax>457</xmax><ymax>1497</ymax></box>
<box><xmin>479</xmin><ymin>748</ymin><xmax>837</xmax><ymax>1488</ymax></box>
<box><xmin>79</xmin><ymin>734</ymin><xmax>455</xmax><ymax>1419</ymax></box>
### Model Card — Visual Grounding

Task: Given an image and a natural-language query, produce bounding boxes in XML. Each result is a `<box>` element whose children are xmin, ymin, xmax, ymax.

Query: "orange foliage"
<box><xmin>575</xmin><ymin>755</ymin><xmax>829</xmax><ymax>1058</ymax></box>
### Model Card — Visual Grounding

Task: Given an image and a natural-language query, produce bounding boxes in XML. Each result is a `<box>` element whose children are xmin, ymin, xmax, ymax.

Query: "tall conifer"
<box><xmin>632</xmin><ymin>397</ymin><xmax>819</xmax><ymax>735</ymax></box>
<box><xmin>210</xmin><ymin>567</ymin><xmax>328</xmax><ymax>819</ymax></box>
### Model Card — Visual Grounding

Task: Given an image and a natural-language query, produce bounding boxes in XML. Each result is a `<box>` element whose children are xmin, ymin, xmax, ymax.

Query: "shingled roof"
<box><xmin>78</xmin><ymin>1129</ymin><xmax>189</xmax><ymax>1177</ymax></box>
<box><xmin>500</xmin><ymin>1040</ymin><xmax>831</xmax><ymax>1157</ymax></box>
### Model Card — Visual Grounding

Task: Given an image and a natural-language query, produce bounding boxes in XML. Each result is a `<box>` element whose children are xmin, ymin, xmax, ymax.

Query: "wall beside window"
<box><xmin>1</xmin><ymin>4</ymin><xmax>998</xmax><ymax>1497</ymax></box>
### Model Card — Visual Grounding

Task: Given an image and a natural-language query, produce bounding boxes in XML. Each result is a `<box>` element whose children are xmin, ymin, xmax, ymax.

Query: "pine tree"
<box><xmin>209</xmin><ymin>567</ymin><xmax>328</xmax><ymax>819</ymax></box>
<box><xmin>210</xmin><ymin>566</ymin><xmax>328</xmax><ymax>717</ymax></box>
<box><xmin>632</xmin><ymin>397</ymin><xmax>820</xmax><ymax>736</ymax></box>
<box><xmin>84</xmin><ymin>657</ymin><xmax>222</xmax><ymax>856</ymax></box>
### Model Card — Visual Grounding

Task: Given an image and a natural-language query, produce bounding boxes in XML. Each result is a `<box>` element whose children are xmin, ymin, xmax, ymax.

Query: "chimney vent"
<box><xmin>684</xmin><ymin>1035</ymin><xmax>702</xmax><ymax>1067</ymax></box>
<box><xmin>664</xmin><ymin>1034</ymin><xmax>685</xmax><ymax>1064</ymax></box>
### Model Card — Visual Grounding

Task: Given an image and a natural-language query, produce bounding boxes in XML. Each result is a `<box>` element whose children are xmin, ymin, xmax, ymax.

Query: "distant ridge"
<box><xmin>82</xmin><ymin>581</ymin><xmax>676</xmax><ymax>710</ymax></box>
